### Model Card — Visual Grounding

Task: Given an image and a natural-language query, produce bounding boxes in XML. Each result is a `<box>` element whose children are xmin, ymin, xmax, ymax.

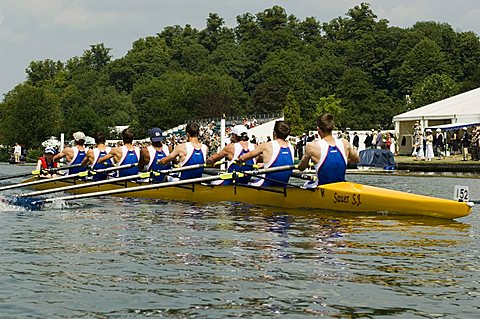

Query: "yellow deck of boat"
<box><xmin>22</xmin><ymin>177</ymin><xmax>473</xmax><ymax>220</ymax></box>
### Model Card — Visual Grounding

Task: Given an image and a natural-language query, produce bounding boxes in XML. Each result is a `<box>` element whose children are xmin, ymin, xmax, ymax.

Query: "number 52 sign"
<box><xmin>454</xmin><ymin>185</ymin><xmax>469</xmax><ymax>202</ymax></box>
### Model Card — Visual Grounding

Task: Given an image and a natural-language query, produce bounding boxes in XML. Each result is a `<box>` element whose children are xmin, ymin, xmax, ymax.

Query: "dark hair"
<box><xmin>274</xmin><ymin>121</ymin><xmax>291</xmax><ymax>140</ymax></box>
<box><xmin>94</xmin><ymin>131</ymin><xmax>106</xmax><ymax>144</ymax></box>
<box><xmin>316</xmin><ymin>113</ymin><xmax>335</xmax><ymax>134</ymax></box>
<box><xmin>186</xmin><ymin>123</ymin><xmax>200</xmax><ymax>137</ymax></box>
<box><xmin>122</xmin><ymin>128</ymin><xmax>134</xmax><ymax>144</ymax></box>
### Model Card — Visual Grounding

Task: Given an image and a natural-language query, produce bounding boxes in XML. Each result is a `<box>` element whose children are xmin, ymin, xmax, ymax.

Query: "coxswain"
<box><xmin>237</xmin><ymin>121</ymin><xmax>294</xmax><ymax>187</ymax></box>
<box><xmin>53</xmin><ymin>131</ymin><xmax>88</xmax><ymax>175</ymax></box>
<box><xmin>206</xmin><ymin>124</ymin><xmax>256</xmax><ymax>185</ymax></box>
<box><xmin>35</xmin><ymin>147</ymin><xmax>58</xmax><ymax>178</ymax></box>
<box><xmin>81</xmin><ymin>131</ymin><xmax>114</xmax><ymax>180</ymax></box>
<box><xmin>297</xmin><ymin>113</ymin><xmax>360</xmax><ymax>187</ymax></box>
<box><xmin>97</xmin><ymin>128</ymin><xmax>140</xmax><ymax>177</ymax></box>
<box><xmin>158</xmin><ymin>122</ymin><xmax>208</xmax><ymax>181</ymax></box>
<box><xmin>139</xmin><ymin>127</ymin><xmax>172</xmax><ymax>182</ymax></box>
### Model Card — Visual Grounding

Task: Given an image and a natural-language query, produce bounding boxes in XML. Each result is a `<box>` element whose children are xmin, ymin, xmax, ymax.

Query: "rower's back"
<box><xmin>252</xmin><ymin>121</ymin><xmax>294</xmax><ymax>187</ymax></box>
<box><xmin>178</xmin><ymin>123</ymin><xmax>207</xmax><ymax>180</ymax></box>
<box><xmin>117</xmin><ymin>128</ymin><xmax>140</xmax><ymax>177</ymax></box>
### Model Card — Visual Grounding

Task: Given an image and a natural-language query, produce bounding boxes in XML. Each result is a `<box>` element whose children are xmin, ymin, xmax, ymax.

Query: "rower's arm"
<box><xmin>206</xmin><ymin>144</ymin><xmax>232</xmax><ymax>164</ymax></box>
<box><xmin>81</xmin><ymin>149</ymin><xmax>93</xmax><ymax>167</ymax></box>
<box><xmin>97</xmin><ymin>148</ymin><xmax>115</xmax><ymax>164</ymax></box>
<box><xmin>344</xmin><ymin>139</ymin><xmax>360</xmax><ymax>164</ymax></box>
<box><xmin>53</xmin><ymin>149</ymin><xmax>67</xmax><ymax>162</ymax></box>
<box><xmin>159</xmin><ymin>145</ymin><xmax>181</xmax><ymax>165</ymax></box>
<box><xmin>238</xmin><ymin>143</ymin><xmax>264</xmax><ymax>162</ymax></box>
<box><xmin>138</xmin><ymin>148</ymin><xmax>149</xmax><ymax>171</ymax></box>
<box><xmin>35</xmin><ymin>159</ymin><xmax>42</xmax><ymax>171</ymax></box>
<box><xmin>297</xmin><ymin>143</ymin><xmax>315</xmax><ymax>171</ymax></box>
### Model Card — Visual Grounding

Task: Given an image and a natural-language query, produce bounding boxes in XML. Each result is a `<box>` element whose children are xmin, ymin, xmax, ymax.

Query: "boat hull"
<box><xmin>22</xmin><ymin>177</ymin><xmax>472</xmax><ymax>219</ymax></box>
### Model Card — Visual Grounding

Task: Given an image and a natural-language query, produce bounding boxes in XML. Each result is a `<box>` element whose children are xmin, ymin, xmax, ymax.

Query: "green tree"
<box><xmin>283</xmin><ymin>91</ymin><xmax>304</xmax><ymax>135</ymax></box>
<box><xmin>411</xmin><ymin>73</ymin><xmax>458</xmax><ymax>108</ymax></box>
<box><xmin>0</xmin><ymin>84</ymin><xmax>62</xmax><ymax>147</ymax></box>
<box><xmin>26</xmin><ymin>59</ymin><xmax>64</xmax><ymax>86</ymax></box>
<box><xmin>82</xmin><ymin>43</ymin><xmax>112</xmax><ymax>70</ymax></box>
<box><xmin>315</xmin><ymin>94</ymin><xmax>344</xmax><ymax>128</ymax></box>
<box><xmin>392</xmin><ymin>38</ymin><xmax>451</xmax><ymax>93</ymax></box>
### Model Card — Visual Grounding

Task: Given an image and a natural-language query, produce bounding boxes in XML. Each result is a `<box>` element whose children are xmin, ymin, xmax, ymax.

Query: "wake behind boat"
<box><xmin>19</xmin><ymin>174</ymin><xmax>473</xmax><ymax>219</ymax></box>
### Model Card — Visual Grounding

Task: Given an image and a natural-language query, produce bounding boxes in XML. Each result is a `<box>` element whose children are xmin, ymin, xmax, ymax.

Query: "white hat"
<box><xmin>73</xmin><ymin>131</ymin><xmax>86</xmax><ymax>141</ymax></box>
<box><xmin>231</xmin><ymin>125</ymin><xmax>248</xmax><ymax>136</ymax></box>
<box><xmin>463</xmin><ymin>127</ymin><xmax>468</xmax><ymax>130</ymax></box>
<box><xmin>436</xmin><ymin>128</ymin><xmax>441</xmax><ymax>132</ymax></box>
<box><xmin>426</xmin><ymin>128</ymin><xmax>432</xmax><ymax>133</ymax></box>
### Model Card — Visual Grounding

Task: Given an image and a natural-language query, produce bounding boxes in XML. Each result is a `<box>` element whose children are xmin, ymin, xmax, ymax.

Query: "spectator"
<box><xmin>414</xmin><ymin>132</ymin><xmax>424</xmax><ymax>160</ymax></box>
<box><xmin>13</xmin><ymin>143</ymin><xmax>22</xmax><ymax>163</ymax></box>
<box><xmin>425</xmin><ymin>129</ymin><xmax>434</xmax><ymax>161</ymax></box>
<box><xmin>461</xmin><ymin>127</ymin><xmax>471</xmax><ymax>161</ymax></box>
<box><xmin>434</xmin><ymin>128</ymin><xmax>445</xmax><ymax>159</ymax></box>
<box><xmin>364</xmin><ymin>131</ymin><xmax>373</xmax><ymax>149</ymax></box>
<box><xmin>352</xmin><ymin>132</ymin><xmax>359</xmax><ymax>150</ymax></box>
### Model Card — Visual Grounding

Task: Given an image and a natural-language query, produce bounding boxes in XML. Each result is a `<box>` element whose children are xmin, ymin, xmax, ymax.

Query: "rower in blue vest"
<box><xmin>237</xmin><ymin>121</ymin><xmax>295</xmax><ymax>187</ymax></box>
<box><xmin>97</xmin><ymin>128</ymin><xmax>140</xmax><ymax>177</ymax></box>
<box><xmin>158</xmin><ymin>122</ymin><xmax>208</xmax><ymax>181</ymax></box>
<box><xmin>139</xmin><ymin>127</ymin><xmax>172</xmax><ymax>182</ymax></box>
<box><xmin>297</xmin><ymin>113</ymin><xmax>360</xmax><ymax>187</ymax></box>
<box><xmin>53</xmin><ymin>131</ymin><xmax>88</xmax><ymax>175</ymax></box>
<box><xmin>81</xmin><ymin>131</ymin><xmax>114</xmax><ymax>181</ymax></box>
<box><xmin>206</xmin><ymin>124</ymin><xmax>257</xmax><ymax>185</ymax></box>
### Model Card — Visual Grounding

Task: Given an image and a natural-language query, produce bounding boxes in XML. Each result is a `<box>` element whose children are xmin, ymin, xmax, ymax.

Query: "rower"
<box><xmin>35</xmin><ymin>147</ymin><xmax>58</xmax><ymax>178</ymax></box>
<box><xmin>297</xmin><ymin>113</ymin><xmax>360</xmax><ymax>187</ymax></box>
<box><xmin>158</xmin><ymin>122</ymin><xmax>208</xmax><ymax>181</ymax></box>
<box><xmin>97</xmin><ymin>128</ymin><xmax>140</xmax><ymax>177</ymax></box>
<box><xmin>139</xmin><ymin>127</ymin><xmax>172</xmax><ymax>182</ymax></box>
<box><xmin>206</xmin><ymin>124</ymin><xmax>256</xmax><ymax>185</ymax></box>
<box><xmin>53</xmin><ymin>131</ymin><xmax>88</xmax><ymax>175</ymax></box>
<box><xmin>237</xmin><ymin>121</ymin><xmax>294</xmax><ymax>187</ymax></box>
<box><xmin>81</xmin><ymin>131</ymin><xmax>114</xmax><ymax>181</ymax></box>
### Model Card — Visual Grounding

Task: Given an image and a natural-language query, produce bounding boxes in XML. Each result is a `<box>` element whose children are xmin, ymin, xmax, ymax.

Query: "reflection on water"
<box><xmin>0</xmin><ymin>164</ymin><xmax>480</xmax><ymax>318</ymax></box>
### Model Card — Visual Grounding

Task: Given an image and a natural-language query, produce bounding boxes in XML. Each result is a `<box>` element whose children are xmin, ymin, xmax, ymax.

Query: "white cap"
<box><xmin>231</xmin><ymin>125</ymin><xmax>248</xmax><ymax>137</ymax></box>
<box><xmin>73</xmin><ymin>131</ymin><xmax>86</xmax><ymax>141</ymax></box>
<box><xmin>436</xmin><ymin>128</ymin><xmax>441</xmax><ymax>132</ymax></box>
<box><xmin>426</xmin><ymin>128</ymin><xmax>432</xmax><ymax>133</ymax></box>
<box><xmin>463</xmin><ymin>127</ymin><xmax>468</xmax><ymax>130</ymax></box>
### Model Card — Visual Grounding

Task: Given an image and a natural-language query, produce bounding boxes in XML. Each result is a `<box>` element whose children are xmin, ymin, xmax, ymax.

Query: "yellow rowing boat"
<box><xmin>22</xmin><ymin>177</ymin><xmax>472</xmax><ymax>219</ymax></box>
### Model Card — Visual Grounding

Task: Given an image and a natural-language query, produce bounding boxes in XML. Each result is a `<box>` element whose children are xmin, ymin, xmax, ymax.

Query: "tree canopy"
<box><xmin>2</xmin><ymin>2</ymin><xmax>480</xmax><ymax>147</ymax></box>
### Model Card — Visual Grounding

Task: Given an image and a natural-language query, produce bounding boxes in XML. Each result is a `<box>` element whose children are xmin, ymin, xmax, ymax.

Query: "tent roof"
<box><xmin>393</xmin><ymin>87</ymin><xmax>480</xmax><ymax>121</ymax></box>
<box><xmin>426</xmin><ymin>122</ymin><xmax>479</xmax><ymax>131</ymax></box>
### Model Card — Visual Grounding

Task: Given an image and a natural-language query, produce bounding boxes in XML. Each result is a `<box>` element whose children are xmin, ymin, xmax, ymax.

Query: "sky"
<box><xmin>1</xmin><ymin>0</ymin><xmax>480</xmax><ymax>97</ymax></box>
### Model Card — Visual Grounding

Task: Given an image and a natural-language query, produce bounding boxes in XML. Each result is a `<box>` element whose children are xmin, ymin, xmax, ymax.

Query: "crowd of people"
<box><xmin>34</xmin><ymin>114</ymin><xmax>360</xmax><ymax>188</ymax></box>
<box><xmin>410</xmin><ymin>121</ymin><xmax>480</xmax><ymax>161</ymax></box>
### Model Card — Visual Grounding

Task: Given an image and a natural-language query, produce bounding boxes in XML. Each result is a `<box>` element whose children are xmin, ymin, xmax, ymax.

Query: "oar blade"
<box><xmin>1</xmin><ymin>196</ymin><xmax>44</xmax><ymax>211</ymax></box>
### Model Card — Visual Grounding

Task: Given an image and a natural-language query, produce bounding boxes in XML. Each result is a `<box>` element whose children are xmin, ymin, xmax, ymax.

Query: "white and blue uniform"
<box><xmin>68</xmin><ymin>146</ymin><xmax>87</xmax><ymax>175</ymax></box>
<box><xmin>212</xmin><ymin>142</ymin><xmax>256</xmax><ymax>185</ymax></box>
<box><xmin>145</xmin><ymin>144</ymin><xmax>171</xmax><ymax>182</ymax></box>
<box><xmin>304</xmin><ymin>139</ymin><xmax>347</xmax><ymax>188</ymax></box>
<box><xmin>117</xmin><ymin>146</ymin><xmax>140</xmax><ymax>177</ymax></box>
<box><xmin>250</xmin><ymin>140</ymin><xmax>294</xmax><ymax>187</ymax></box>
<box><xmin>91</xmin><ymin>147</ymin><xmax>113</xmax><ymax>181</ymax></box>
<box><xmin>167</xmin><ymin>142</ymin><xmax>207</xmax><ymax>182</ymax></box>
<box><xmin>177</xmin><ymin>142</ymin><xmax>207</xmax><ymax>180</ymax></box>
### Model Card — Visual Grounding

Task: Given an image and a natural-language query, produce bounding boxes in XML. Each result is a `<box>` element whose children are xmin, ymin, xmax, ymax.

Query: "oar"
<box><xmin>19</xmin><ymin>162</ymin><xmax>223</xmax><ymax>198</ymax></box>
<box><xmin>234</xmin><ymin>160</ymin><xmax>316</xmax><ymax>181</ymax></box>
<box><xmin>33</xmin><ymin>165</ymin><xmax>296</xmax><ymax>205</ymax></box>
<box><xmin>0</xmin><ymin>163</ymin><xmax>84</xmax><ymax>181</ymax></box>
<box><xmin>0</xmin><ymin>163</ymin><xmax>136</xmax><ymax>192</ymax></box>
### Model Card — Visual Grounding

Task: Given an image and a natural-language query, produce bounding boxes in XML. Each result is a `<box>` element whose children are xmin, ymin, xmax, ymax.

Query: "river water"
<box><xmin>0</xmin><ymin>163</ymin><xmax>479</xmax><ymax>318</ymax></box>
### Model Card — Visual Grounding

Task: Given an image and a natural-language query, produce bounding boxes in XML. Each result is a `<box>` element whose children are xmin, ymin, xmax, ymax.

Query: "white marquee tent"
<box><xmin>392</xmin><ymin>87</ymin><xmax>480</xmax><ymax>153</ymax></box>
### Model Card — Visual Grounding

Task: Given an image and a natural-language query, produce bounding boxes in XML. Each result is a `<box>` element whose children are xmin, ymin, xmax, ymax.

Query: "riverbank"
<box><xmin>394</xmin><ymin>155</ymin><xmax>480</xmax><ymax>173</ymax></box>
